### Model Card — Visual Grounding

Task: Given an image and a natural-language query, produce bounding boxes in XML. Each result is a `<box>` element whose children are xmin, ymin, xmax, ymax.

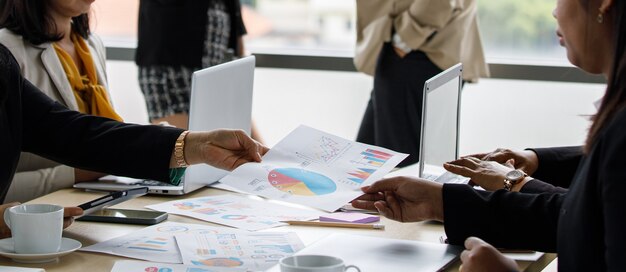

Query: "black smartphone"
<box><xmin>77</xmin><ymin>187</ymin><xmax>149</xmax><ymax>215</ymax></box>
<box><xmin>77</xmin><ymin>208</ymin><xmax>168</xmax><ymax>225</ymax></box>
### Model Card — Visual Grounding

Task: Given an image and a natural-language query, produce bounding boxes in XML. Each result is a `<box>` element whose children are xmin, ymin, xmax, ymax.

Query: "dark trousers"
<box><xmin>357</xmin><ymin>43</ymin><xmax>443</xmax><ymax>167</ymax></box>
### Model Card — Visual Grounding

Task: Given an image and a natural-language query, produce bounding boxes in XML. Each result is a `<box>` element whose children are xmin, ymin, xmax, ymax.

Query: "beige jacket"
<box><xmin>355</xmin><ymin>0</ymin><xmax>489</xmax><ymax>81</ymax></box>
<box><xmin>0</xmin><ymin>29</ymin><xmax>110</xmax><ymax>203</ymax></box>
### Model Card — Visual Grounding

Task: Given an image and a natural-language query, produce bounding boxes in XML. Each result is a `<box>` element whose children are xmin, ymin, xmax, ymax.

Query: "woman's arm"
<box><xmin>443</xmin><ymin>185</ymin><xmax>564</xmax><ymax>252</ymax></box>
<box><xmin>20</xmin><ymin>78</ymin><xmax>183</xmax><ymax>182</ymax></box>
<box><xmin>393</xmin><ymin>0</ymin><xmax>458</xmax><ymax>50</ymax></box>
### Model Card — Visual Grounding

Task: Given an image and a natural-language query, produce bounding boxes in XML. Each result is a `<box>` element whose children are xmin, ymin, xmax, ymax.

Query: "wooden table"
<box><xmin>0</xmin><ymin>188</ymin><xmax>555</xmax><ymax>271</ymax></box>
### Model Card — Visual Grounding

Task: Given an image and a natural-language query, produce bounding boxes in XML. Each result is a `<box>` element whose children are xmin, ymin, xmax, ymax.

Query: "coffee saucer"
<box><xmin>0</xmin><ymin>237</ymin><xmax>82</xmax><ymax>263</ymax></box>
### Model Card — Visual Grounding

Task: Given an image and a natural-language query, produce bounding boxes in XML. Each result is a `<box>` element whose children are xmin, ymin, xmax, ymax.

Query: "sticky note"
<box><xmin>319</xmin><ymin>212</ymin><xmax>380</xmax><ymax>223</ymax></box>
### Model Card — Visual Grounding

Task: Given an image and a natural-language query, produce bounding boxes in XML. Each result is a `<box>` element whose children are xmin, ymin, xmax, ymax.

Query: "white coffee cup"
<box><xmin>280</xmin><ymin>255</ymin><xmax>361</xmax><ymax>272</ymax></box>
<box><xmin>3</xmin><ymin>204</ymin><xmax>64</xmax><ymax>254</ymax></box>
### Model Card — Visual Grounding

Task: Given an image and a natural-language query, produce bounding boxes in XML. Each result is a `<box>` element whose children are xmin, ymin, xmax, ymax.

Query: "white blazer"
<box><xmin>0</xmin><ymin>28</ymin><xmax>111</xmax><ymax>203</ymax></box>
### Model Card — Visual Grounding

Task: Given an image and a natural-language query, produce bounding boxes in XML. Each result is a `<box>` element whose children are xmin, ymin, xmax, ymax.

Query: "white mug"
<box><xmin>3</xmin><ymin>204</ymin><xmax>64</xmax><ymax>254</ymax></box>
<box><xmin>280</xmin><ymin>255</ymin><xmax>361</xmax><ymax>272</ymax></box>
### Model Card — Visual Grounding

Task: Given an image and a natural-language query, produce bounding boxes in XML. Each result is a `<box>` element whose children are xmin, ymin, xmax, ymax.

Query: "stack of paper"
<box><xmin>82</xmin><ymin>222</ymin><xmax>305</xmax><ymax>271</ymax></box>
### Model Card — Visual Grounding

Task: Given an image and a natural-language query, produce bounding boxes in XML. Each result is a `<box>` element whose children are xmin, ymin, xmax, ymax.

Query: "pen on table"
<box><xmin>282</xmin><ymin>220</ymin><xmax>385</xmax><ymax>230</ymax></box>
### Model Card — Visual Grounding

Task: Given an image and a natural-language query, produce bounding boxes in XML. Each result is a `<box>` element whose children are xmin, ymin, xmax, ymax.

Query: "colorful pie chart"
<box><xmin>268</xmin><ymin>168</ymin><xmax>337</xmax><ymax>196</ymax></box>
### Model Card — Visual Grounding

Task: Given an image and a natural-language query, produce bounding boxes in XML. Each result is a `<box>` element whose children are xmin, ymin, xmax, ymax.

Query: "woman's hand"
<box><xmin>460</xmin><ymin>237</ymin><xmax>519</xmax><ymax>272</ymax></box>
<box><xmin>0</xmin><ymin>203</ymin><xmax>19</xmax><ymax>238</ymax></box>
<box><xmin>464</xmin><ymin>148</ymin><xmax>539</xmax><ymax>175</ymax></box>
<box><xmin>0</xmin><ymin>203</ymin><xmax>83</xmax><ymax>239</ymax></box>
<box><xmin>443</xmin><ymin>157</ymin><xmax>516</xmax><ymax>191</ymax></box>
<box><xmin>177</xmin><ymin>129</ymin><xmax>269</xmax><ymax>170</ymax></box>
<box><xmin>351</xmin><ymin>177</ymin><xmax>444</xmax><ymax>222</ymax></box>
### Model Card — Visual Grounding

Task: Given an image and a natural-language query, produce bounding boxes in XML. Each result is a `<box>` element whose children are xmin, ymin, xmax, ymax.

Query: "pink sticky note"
<box><xmin>319</xmin><ymin>212</ymin><xmax>380</xmax><ymax>223</ymax></box>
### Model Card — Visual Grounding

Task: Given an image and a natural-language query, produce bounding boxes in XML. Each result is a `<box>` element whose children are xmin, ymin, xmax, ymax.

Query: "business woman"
<box><xmin>353</xmin><ymin>0</ymin><xmax>626</xmax><ymax>270</ymax></box>
<box><xmin>0</xmin><ymin>41</ymin><xmax>268</xmax><ymax>236</ymax></box>
<box><xmin>0</xmin><ymin>0</ymin><xmax>129</xmax><ymax>202</ymax></box>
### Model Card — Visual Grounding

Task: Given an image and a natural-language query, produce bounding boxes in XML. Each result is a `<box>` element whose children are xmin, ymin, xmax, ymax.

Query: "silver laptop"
<box><xmin>74</xmin><ymin>56</ymin><xmax>256</xmax><ymax>195</ymax></box>
<box><xmin>418</xmin><ymin>63</ymin><xmax>469</xmax><ymax>184</ymax></box>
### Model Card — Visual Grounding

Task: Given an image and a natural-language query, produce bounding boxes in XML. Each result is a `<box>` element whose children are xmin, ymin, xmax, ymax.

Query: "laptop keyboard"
<box><xmin>434</xmin><ymin>171</ymin><xmax>470</xmax><ymax>184</ymax></box>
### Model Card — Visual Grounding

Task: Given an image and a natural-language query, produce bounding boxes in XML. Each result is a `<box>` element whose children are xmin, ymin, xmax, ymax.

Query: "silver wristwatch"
<box><xmin>503</xmin><ymin>169</ymin><xmax>527</xmax><ymax>191</ymax></box>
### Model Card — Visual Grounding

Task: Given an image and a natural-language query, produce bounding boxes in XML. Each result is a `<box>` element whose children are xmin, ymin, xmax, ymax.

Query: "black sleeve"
<box><xmin>20</xmin><ymin>79</ymin><xmax>184</xmax><ymax>182</ymax></box>
<box><xmin>528</xmin><ymin>146</ymin><xmax>583</xmax><ymax>188</ymax></box>
<box><xmin>234</xmin><ymin>0</ymin><xmax>247</xmax><ymax>35</ymax></box>
<box><xmin>520</xmin><ymin>179</ymin><xmax>568</xmax><ymax>194</ymax></box>
<box><xmin>442</xmin><ymin>184</ymin><xmax>564</xmax><ymax>252</ymax></box>
<box><xmin>229</xmin><ymin>0</ymin><xmax>247</xmax><ymax>55</ymax></box>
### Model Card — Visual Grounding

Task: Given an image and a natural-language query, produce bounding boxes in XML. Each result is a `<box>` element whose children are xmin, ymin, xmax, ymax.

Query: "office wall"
<box><xmin>106</xmin><ymin>60</ymin><xmax>604</xmax><ymax>155</ymax></box>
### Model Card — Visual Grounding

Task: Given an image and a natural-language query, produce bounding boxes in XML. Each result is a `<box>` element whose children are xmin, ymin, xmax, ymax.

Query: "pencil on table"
<box><xmin>282</xmin><ymin>220</ymin><xmax>385</xmax><ymax>230</ymax></box>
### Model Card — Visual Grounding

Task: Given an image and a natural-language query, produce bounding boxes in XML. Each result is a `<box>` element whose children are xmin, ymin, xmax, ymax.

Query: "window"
<box><xmin>92</xmin><ymin>0</ymin><xmax>567</xmax><ymax>64</ymax></box>
<box><xmin>478</xmin><ymin>0</ymin><xmax>567</xmax><ymax>65</ymax></box>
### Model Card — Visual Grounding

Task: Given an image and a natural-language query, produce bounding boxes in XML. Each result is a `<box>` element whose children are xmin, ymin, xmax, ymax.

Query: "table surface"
<box><xmin>0</xmin><ymin>187</ymin><xmax>555</xmax><ymax>271</ymax></box>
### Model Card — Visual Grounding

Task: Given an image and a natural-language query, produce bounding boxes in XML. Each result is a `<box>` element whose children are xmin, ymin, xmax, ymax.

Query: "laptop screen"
<box><xmin>419</xmin><ymin>64</ymin><xmax>462</xmax><ymax>177</ymax></box>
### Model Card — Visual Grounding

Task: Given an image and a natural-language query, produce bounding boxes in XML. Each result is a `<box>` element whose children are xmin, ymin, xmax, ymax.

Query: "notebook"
<box><xmin>74</xmin><ymin>56</ymin><xmax>256</xmax><ymax>195</ymax></box>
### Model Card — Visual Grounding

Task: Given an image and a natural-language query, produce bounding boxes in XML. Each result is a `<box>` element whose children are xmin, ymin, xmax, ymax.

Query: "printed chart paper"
<box><xmin>111</xmin><ymin>260</ymin><xmax>245</xmax><ymax>272</ymax></box>
<box><xmin>80</xmin><ymin>222</ymin><xmax>245</xmax><ymax>263</ymax></box>
<box><xmin>146</xmin><ymin>195</ymin><xmax>321</xmax><ymax>231</ymax></box>
<box><xmin>220</xmin><ymin>125</ymin><xmax>408</xmax><ymax>211</ymax></box>
<box><xmin>175</xmin><ymin>232</ymin><xmax>304</xmax><ymax>271</ymax></box>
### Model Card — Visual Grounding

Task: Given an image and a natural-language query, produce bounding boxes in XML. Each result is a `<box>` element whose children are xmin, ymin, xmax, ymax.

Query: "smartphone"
<box><xmin>77</xmin><ymin>187</ymin><xmax>148</xmax><ymax>216</ymax></box>
<box><xmin>77</xmin><ymin>208</ymin><xmax>168</xmax><ymax>225</ymax></box>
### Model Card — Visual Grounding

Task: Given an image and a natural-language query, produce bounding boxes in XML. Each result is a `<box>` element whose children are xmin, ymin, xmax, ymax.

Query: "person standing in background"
<box><xmin>135</xmin><ymin>0</ymin><xmax>263</xmax><ymax>142</ymax></box>
<box><xmin>0</xmin><ymin>0</ymin><xmax>121</xmax><ymax>203</ymax></box>
<box><xmin>354</xmin><ymin>0</ymin><xmax>489</xmax><ymax>166</ymax></box>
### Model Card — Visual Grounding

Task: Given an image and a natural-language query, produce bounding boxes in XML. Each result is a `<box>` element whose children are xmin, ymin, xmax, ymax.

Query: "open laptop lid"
<box><xmin>418</xmin><ymin>63</ymin><xmax>463</xmax><ymax>179</ymax></box>
<box><xmin>182</xmin><ymin>56</ymin><xmax>255</xmax><ymax>193</ymax></box>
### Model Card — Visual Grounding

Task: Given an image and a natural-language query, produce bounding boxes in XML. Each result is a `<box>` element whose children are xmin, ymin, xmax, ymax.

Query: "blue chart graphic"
<box><xmin>127</xmin><ymin>237</ymin><xmax>169</xmax><ymax>252</ymax></box>
<box><xmin>268</xmin><ymin>168</ymin><xmax>337</xmax><ymax>196</ymax></box>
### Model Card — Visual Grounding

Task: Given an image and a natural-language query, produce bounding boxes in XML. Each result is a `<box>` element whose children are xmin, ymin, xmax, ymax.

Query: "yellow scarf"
<box><xmin>53</xmin><ymin>33</ymin><xmax>123</xmax><ymax>121</ymax></box>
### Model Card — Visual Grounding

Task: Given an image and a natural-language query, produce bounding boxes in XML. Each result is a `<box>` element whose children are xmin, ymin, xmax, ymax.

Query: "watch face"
<box><xmin>505</xmin><ymin>170</ymin><xmax>525</xmax><ymax>181</ymax></box>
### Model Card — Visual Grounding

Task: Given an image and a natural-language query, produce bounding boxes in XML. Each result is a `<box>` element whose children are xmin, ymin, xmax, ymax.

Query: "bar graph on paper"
<box><xmin>348</xmin><ymin>149</ymin><xmax>394</xmax><ymax>184</ymax></box>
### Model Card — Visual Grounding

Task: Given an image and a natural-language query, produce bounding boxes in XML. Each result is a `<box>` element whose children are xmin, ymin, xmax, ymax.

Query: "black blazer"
<box><xmin>442</xmin><ymin>111</ymin><xmax>626</xmax><ymax>271</ymax></box>
<box><xmin>0</xmin><ymin>44</ymin><xmax>183</xmax><ymax>203</ymax></box>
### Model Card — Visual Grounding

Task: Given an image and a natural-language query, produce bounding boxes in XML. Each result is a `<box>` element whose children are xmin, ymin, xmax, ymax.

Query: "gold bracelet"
<box><xmin>174</xmin><ymin>131</ymin><xmax>190</xmax><ymax>168</ymax></box>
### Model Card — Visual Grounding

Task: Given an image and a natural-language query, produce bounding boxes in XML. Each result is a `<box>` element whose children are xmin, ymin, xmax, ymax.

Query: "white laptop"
<box><xmin>377</xmin><ymin>64</ymin><xmax>469</xmax><ymax>183</ymax></box>
<box><xmin>418</xmin><ymin>63</ymin><xmax>468</xmax><ymax>184</ymax></box>
<box><xmin>74</xmin><ymin>56</ymin><xmax>256</xmax><ymax>195</ymax></box>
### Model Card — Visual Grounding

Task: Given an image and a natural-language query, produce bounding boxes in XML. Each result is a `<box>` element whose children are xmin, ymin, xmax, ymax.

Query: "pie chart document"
<box><xmin>220</xmin><ymin>125</ymin><xmax>408</xmax><ymax>212</ymax></box>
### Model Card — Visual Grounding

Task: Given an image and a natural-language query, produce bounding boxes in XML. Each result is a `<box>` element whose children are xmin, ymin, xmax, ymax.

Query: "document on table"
<box><xmin>220</xmin><ymin>125</ymin><xmax>408</xmax><ymax>212</ymax></box>
<box><xmin>111</xmin><ymin>260</ymin><xmax>245</xmax><ymax>272</ymax></box>
<box><xmin>265</xmin><ymin>233</ymin><xmax>463</xmax><ymax>272</ymax></box>
<box><xmin>175</xmin><ymin>232</ymin><xmax>305</xmax><ymax>271</ymax></box>
<box><xmin>146</xmin><ymin>195</ymin><xmax>322</xmax><ymax>231</ymax></box>
<box><xmin>80</xmin><ymin>222</ymin><xmax>246</xmax><ymax>263</ymax></box>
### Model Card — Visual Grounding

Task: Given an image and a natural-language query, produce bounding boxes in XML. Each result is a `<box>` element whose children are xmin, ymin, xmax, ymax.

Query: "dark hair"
<box><xmin>585</xmin><ymin>0</ymin><xmax>626</xmax><ymax>152</ymax></box>
<box><xmin>0</xmin><ymin>0</ymin><xmax>90</xmax><ymax>45</ymax></box>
